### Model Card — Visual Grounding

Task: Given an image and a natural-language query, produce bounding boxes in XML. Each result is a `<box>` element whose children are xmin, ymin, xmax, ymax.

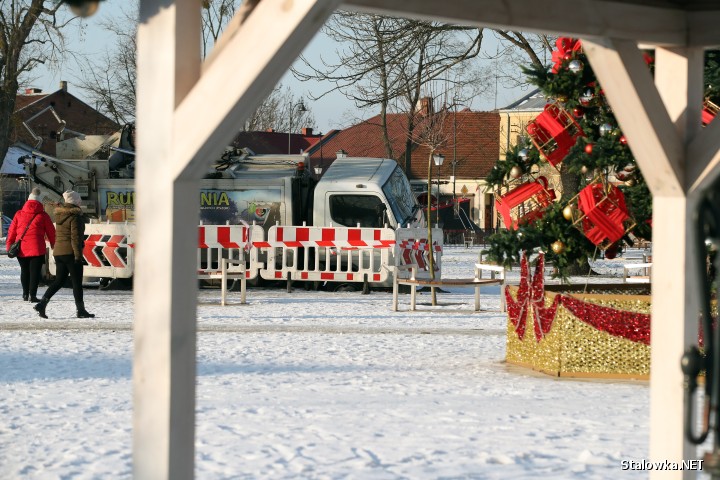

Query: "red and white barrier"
<box><xmin>50</xmin><ymin>222</ymin><xmax>137</xmax><ymax>279</ymax></box>
<box><xmin>394</xmin><ymin>227</ymin><xmax>444</xmax><ymax>280</ymax></box>
<box><xmin>52</xmin><ymin>223</ymin><xmax>443</xmax><ymax>294</ymax></box>
<box><xmin>258</xmin><ymin>225</ymin><xmax>396</xmax><ymax>284</ymax></box>
<box><xmin>197</xmin><ymin>223</ymin><xmax>262</xmax><ymax>280</ymax></box>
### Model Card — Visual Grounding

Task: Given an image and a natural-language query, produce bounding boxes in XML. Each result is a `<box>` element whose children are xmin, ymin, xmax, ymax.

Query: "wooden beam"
<box><xmin>172</xmin><ymin>0</ymin><xmax>340</xmax><ymax>181</ymax></box>
<box><xmin>647</xmin><ymin>196</ymin><xmax>698</xmax><ymax>480</ymax></box>
<box><xmin>342</xmin><ymin>0</ymin><xmax>686</xmax><ymax>46</ymax></box>
<box><xmin>687</xmin><ymin>112</ymin><xmax>720</xmax><ymax>194</ymax></box>
<box><xmin>582</xmin><ymin>38</ymin><xmax>685</xmax><ymax>196</ymax></box>
<box><xmin>134</xmin><ymin>2</ymin><xmax>201</xmax><ymax>479</ymax></box>
<box><xmin>687</xmin><ymin>10</ymin><xmax>720</xmax><ymax>48</ymax></box>
<box><xmin>654</xmin><ymin>47</ymin><xmax>704</xmax><ymax>143</ymax></box>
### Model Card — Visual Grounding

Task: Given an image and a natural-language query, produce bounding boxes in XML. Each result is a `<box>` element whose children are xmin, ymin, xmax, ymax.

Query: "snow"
<box><xmin>0</xmin><ymin>245</ymin><xmax>670</xmax><ymax>479</ymax></box>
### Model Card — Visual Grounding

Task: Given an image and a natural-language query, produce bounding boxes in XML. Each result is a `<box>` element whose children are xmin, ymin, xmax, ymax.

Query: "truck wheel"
<box><xmin>333</xmin><ymin>283</ymin><xmax>359</xmax><ymax>293</ymax></box>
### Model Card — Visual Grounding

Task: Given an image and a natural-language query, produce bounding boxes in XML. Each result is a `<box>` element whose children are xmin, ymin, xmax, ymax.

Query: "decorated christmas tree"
<box><xmin>485</xmin><ymin>39</ymin><xmax>720</xmax><ymax>277</ymax></box>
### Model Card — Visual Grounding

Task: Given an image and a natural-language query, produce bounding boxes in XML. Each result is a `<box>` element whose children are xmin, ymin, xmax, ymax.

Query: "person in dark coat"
<box><xmin>7</xmin><ymin>188</ymin><xmax>56</xmax><ymax>301</ymax></box>
<box><xmin>34</xmin><ymin>190</ymin><xmax>94</xmax><ymax>319</ymax></box>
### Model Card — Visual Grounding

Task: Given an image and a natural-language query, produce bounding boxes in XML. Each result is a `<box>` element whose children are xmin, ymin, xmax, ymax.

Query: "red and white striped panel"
<box><xmin>50</xmin><ymin>222</ymin><xmax>136</xmax><ymax>279</ymax></box>
<box><xmin>257</xmin><ymin>226</ymin><xmax>395</xmax><ymax>250</ymax></box>
<box><xmin>199</xmin><ymin>225</ymin><xmax>250</xmax><ymax>249</ymax></box>
<box><xmin>394</xmin><ymin>227</ymin><xmax>444</xmax><ymax>279</ymax></box>
<box><xmin>293</xmin><ymin>271</ymin><xmax>384</xmax><ymax>282</ymax></box>
<box><xmin>260</xmin><ymin>225</ymin><xmax>395</xmax><ymax>284</ymax></box>
<box><xmin>197</xmin><ymin>224</ymin><xmax>262</xmax><ymax>280</ymax></box>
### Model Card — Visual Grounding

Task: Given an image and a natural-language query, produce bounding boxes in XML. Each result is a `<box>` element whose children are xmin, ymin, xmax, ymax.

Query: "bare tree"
<box><xmin>201</xmin><ymin>0</ymin><xmax>238</xmax><ymax>58</ymax></box>
<box><xmin>76</xmin><ymin>5</ymin><xmax>137</xmax><ymax>125</ymax></box>
<box><xmin>411</xmin><ymin>100</ymin><xmax>452</xmax><ymax>304</ymax></box>
<box><xmin>486</xmin><ymin>31</ymin><xmax>555</xmax><ymax>89</ymax></box>
<box><xmin>293</xmin><ymin>12</ymin><xmax>486</xmax><ymax>171</ymax></box>
<box><xmin>0</xmin><ymin>0</ymin><xmax>72</xmax><ymax>167</ymax></box>
<box><xmin>242</xmin><ymin>83</ymin><xmax>316</xmax><ymax>133</ymax></box>
<box><xmin>78</xmin><ymin>1</ymin><xmax>312</xmax><ymax>135</ymax></box>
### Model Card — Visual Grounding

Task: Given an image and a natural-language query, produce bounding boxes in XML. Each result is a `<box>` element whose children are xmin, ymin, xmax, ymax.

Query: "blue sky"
<box><xmin>31</xmin><ymin>3</ymin><xmax>529</xmax><ymax>134</ymax></box>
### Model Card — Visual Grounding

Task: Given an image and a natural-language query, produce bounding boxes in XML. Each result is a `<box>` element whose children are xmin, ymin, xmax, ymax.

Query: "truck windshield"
<box><xmin>382</xmin><ymin>166</ymin><xmax>420</xmax><ymax>227</ymax></box>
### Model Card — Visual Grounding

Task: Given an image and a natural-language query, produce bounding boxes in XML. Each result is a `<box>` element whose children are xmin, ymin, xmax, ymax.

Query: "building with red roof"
<box><xmin>231</xmin><ymin>127</ymin><xmax>322</xmax><ymax>155</ymax></box>
<box><xmin>304</xmin><ymin>101</ymin><xmax>500</xmax><ymax>233</ymax></box>
<box><xmin>11</xmin><ymin>82</ymin><xmax>120</xmax><ymax>157</ymax></box>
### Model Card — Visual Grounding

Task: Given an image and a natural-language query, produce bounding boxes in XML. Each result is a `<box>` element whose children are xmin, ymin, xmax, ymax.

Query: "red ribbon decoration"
<box><xmin>558</xmin><ymin>296</ymin><xmax>650</xmax><ymax>345</ymax></box>
<box><xmin>530</xmin><ymin>254</ymin><xmax>560</xmax><ymax>341</ymax></box>
<box><xmin>506</xmin><ymin>254</ymin><xmax>530</xmax><ymax>339</ymax></box>
<box><xmin>506</xmin><ymin>251</ymin><xmax>651</xmax><ymax>345</ymax></box>
<box><xmin>551</xmin><ymin>37</ymin><xmax>582</xmax><ymax>73</ymax></box>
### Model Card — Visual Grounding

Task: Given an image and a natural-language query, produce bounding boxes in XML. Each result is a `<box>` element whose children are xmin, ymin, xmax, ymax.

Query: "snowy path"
<box><xmin>0</xmin><ymin>247</ymin><xmax>655</xmax><ymax>479</ymax></box>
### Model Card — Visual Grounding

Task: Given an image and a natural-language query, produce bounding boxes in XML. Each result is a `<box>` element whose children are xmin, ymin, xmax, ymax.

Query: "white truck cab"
<box><xmin>313</xmin><ymin>157</ymin><xmax>425</xmax><ymax>230</ymax></box>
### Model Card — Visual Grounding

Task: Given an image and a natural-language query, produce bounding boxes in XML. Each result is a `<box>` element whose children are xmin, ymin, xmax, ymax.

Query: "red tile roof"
<box><xmin>14</xmin><ymin>93</ymin><xmax>48</xmax><ymax>111</ymax></box>
<box><xmin>12</xmin><ymin>89</ymin><xmax>120</xmax><ymax>155</ymax></box>
<box><xmin>231</xmin><ymin>130</ymin><xmax>322</xmax><ymax>155</ymax></box>
<box><xmin>307</xmin><ymin>110</ymin><xmax>500</xmax><ymax>181</ymax></box>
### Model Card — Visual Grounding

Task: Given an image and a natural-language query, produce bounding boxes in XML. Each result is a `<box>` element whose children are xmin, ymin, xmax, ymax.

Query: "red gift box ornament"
<box><xmin>526</xmin><ymin>103</ymin><xmax>584</xmax><ymax>168</ymax></box>
<box><xmin>702</xmin><ymin>98</ymin><xmax>718</xmax><ymax>126</ymax></box>
<box><xmin>573</xmin><ymin>179</ymin><xmax>635</xmax><ymax>249</ymax></box>
<box><xmin>494</xmin><ymin>176</ymin><xmax>556</xmax><ymax>230</ymax></box>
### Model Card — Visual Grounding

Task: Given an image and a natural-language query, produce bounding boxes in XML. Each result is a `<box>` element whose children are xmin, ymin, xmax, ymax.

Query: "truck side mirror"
<box><xmin>376</xmin><ymin>204</ymin><xmax>388</xmax><ymax>228</ymax></box>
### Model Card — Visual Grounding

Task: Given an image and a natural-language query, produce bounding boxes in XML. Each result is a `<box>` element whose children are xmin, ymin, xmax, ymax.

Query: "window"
<box><xmin>329</xmin><ymin>195</ymin><xmax>386</xmax><ymax>228</ymax></box>
<box><xmin>382</xmin><ymin>166</ymin><xmax>419</xmax><ymax>226</ymax></box>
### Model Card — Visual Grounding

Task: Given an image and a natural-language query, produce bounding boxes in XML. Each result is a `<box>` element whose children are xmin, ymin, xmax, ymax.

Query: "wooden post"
<box><xmin>134</xmin><ymin>3</ymin><xmax>201</xmax><ymax>479</ymax></box>
<box><xmin>134</xmin><ymin>1</ymin><xmax>338</xmax><ymax>478</ymax></box>
<box><xmin>583</xmin><ymin>40</ymin><xmax>704</xmax><ymax>479</ymax></box>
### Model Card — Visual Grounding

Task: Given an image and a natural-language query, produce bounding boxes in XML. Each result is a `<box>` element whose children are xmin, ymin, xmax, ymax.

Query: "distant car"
<box><xmin>2</xmin><ymin>215</ymin><xmax>11</xmax><ymax>237</ymax></box>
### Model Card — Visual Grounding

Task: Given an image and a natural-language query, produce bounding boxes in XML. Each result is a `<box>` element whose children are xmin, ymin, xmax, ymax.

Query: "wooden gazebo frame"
<box><xmin>134</xmin><ymin>1</ymin><xmax>720</xmax><ymax>479</ymax></box>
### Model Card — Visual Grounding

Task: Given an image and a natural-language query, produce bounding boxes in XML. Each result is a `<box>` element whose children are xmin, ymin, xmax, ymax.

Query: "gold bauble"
<box><xmin>510</xmin><ymin>166</ymin><xmax>522</xmax><ymax>179</ymax></box>
<box><xmin>562</xmin><ymin>204</ymin><xmax>576</xmax><ymax>221</ymax></box>
<box><xmin>551</xmin><ymin>240</ymin><xmax>566</xmax><ymax>254</ymax></box>
<box><xmin>624</xmin><ymin>178</ymin><xmax>636</xmax><ymax>187</ymax></box>
<box><xmin>580</xmin><ymin>165</ymin><xmax>589</xmax><ymax>174</ymax></box>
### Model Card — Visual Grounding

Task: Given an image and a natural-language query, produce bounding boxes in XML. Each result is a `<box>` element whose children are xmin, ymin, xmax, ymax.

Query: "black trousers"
<box><xmin>43</xmin><ymin>255</ymin><xmax>84</xmax><ymax>307</ymax></box>
<box><xmin>17</xmin><ymin>255</ymin><xmax>45</xmax><ymax>298</ymax></box>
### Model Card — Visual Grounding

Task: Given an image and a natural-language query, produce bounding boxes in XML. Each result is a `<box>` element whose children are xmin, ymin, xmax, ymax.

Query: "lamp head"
<box><xmin>63</xmin><ymin>0</ymin><xmax>102</xmax><ymax>17</ymax></box>
<box><xmin>433</xmin><ymin>153</ymin><xmax>445</xmax><ymax>166</ymax></box>
<box><xmin>297</xmin><ymin>100</ymin><xmax>307</xmax><ymax>112</ymax></box>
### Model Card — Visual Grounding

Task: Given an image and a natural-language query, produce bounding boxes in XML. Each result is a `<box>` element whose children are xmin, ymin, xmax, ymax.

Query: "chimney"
<box><xmin>24</xmin><ymin>88</ymin><xmax>43</xmax><ymax>95</ymax></box>
<box><xmin>60</xmin><ymin>81</ymin><xmax>68</xmax><ymax>92</ymax></box>
<box><xmin>265</xmin><ymin>128</ymin><xmax>275</xmax><ymax>132</ymax></box>
<box><xmin>301</xmin><ymin>127</ymin><xmax>313</xmax><ymax>136</ymax></box>
<box><xmin>416</xmin><ymin>97</ymin><xmax>434</xmax><ymax>116</ymax></box>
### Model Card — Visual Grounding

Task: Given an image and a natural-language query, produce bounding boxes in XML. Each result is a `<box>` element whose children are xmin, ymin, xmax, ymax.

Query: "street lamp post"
<box><xmin>433</xmin><ymin>153</ymin><xmax>445</xmax><ymax>200</ymax></box>
<box><xmin>288</xmin><ymin>99</ymin><xmax>307</xmax><ymax>154</ymax></box>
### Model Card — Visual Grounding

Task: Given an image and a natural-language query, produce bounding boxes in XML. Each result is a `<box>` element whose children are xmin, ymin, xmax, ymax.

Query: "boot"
<box><xmin>23</xmin><ymin>294</ymin><xmax>28</xmax><ymax>301</ymax></box>
<box><xmin>30</xmin><ymin>296</ymin><xmax>40</xmax><ymax>302</ymax></box>
<box><xmin>34</xmin><ymin>298</ymin><xmax>49</xmax><ymax>319</ymax></box>
<box><xmin>76</xmin><ymin>303</ymin><xmax>95</xmax><ymax>318</ymax></box>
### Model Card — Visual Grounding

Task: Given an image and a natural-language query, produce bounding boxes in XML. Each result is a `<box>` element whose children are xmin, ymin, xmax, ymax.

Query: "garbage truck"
<box><xmin>18</xmin><ymin>127</ymin><xmax>428</xmax><ymax>290</ymax></box>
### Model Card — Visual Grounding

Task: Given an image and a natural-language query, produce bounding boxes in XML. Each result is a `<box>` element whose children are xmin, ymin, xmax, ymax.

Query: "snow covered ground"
<box><xmin>0</xmin><ymin>244</ymin><xmax>681</xmax><ymax>479</ymax></box>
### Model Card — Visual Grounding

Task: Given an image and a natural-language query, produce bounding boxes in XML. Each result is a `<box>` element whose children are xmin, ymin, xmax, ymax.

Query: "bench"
<box><xmin>392</xmin><ymin>263</ymin><xmax>506</xmax><ymax>312</ymax></box>
<box><xmin>199</xmin><ymin>258</ymin><xmax>248</xmax><ymax>306</ymax></box>
<box><xmin>623</xmin><ymin>262</ymin><xmax>652</xmax><ymax>284</ymax></box>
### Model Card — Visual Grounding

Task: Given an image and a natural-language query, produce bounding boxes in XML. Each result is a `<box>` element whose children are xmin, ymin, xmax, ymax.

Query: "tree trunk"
<box><xmin>560</xmin><ymin>165</ymin><xmax>591</xmax><ymax>276</ymax></box>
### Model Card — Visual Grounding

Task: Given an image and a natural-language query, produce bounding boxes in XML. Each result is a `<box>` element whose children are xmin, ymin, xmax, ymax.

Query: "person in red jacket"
<box><xmin>7</xmin><ymin>188</ymin><xmax>56</xmax><ymax>301</ymax></box>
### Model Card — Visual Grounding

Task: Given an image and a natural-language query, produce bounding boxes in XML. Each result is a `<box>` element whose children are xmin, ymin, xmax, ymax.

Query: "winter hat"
<box><xmin>28</xmin><ymin>187</ymin><xmax>42</xmax><ymax>202</ymax></box>
<box><xmin>63</xmin><ymin>190</ymin><xmax>82</xmax><ymax>206</ymax></box>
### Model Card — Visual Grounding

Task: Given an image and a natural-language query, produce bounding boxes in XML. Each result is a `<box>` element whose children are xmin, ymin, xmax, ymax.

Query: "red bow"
<box><xmin>551</xmin><ymin>37</ymin><xmax>582</xmax><ymax>74</ymax></box>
